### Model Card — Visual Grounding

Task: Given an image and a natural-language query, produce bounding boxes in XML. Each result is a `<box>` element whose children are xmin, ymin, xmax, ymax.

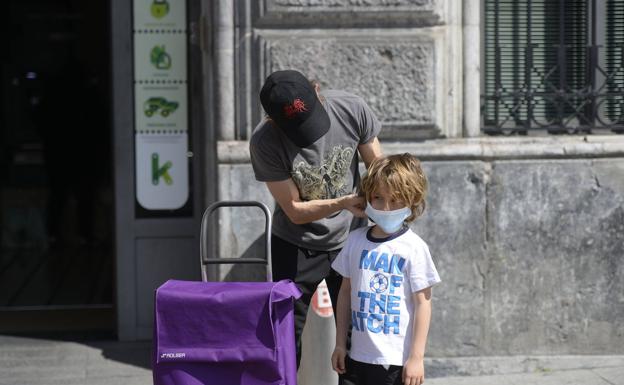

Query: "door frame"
<box><xmin>110</xmin><ymin>0</ymin><xmax>213</xmax><ymax>340</ymax></box>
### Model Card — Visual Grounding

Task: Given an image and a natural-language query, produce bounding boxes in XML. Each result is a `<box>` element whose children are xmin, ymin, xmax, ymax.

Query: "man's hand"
<box><xmin>331</xmin><ymin>346</ymin><xmax>347</xmax><ymax>374</ymax></box>
<box><xmin>402</xmin><ymin>356</ymin><xmax>425</xmax><ymax>385</ymax></box>
<box><xmin>341</xmin><ymin>194</ymin><xmax>367</xmax><ymax>218</ymax></box>
<box><xmin>266</xmin><ymin>180</ymin><xmax>368</xmax><ymax>224</ymax></box>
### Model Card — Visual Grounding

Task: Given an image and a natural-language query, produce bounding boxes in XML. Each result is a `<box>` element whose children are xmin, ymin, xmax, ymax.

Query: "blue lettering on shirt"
<box><xmin>356</xmin><ymin>311</ymin><xmax>367</xmax><ymax>331</ymax></box>
<box><xmin>360</xmin><ymin>250</ymin><xmax>406</xmax><ymax>274</ymax></box>
<box><xmin>389</xmin><ymin>275</ymin><xmax>403</xmax><ymax>294</ymax></box>
<box><xmin>352</xmin><ymin>250</ymin><xmax>410</xmax><ymax>335</ymax></box>
<box><xmin>386</xmin><ymin>295</ymin><xmax>401</xmax><ymax>315</ymax></box>
<box><xmin>390</xmin><ymin>255</ymin><xmax>406</xmax><ymax>275</ymax></box>
<box><xmin>373</xmin><ymin>253</ymin><xmax>389</xmax><ymax>273</ymax></box>
<box><xmin>351</xmin><ymin>311</ymin><xmax>359</xmax><ymax>331</ymax></box>
<box><xmin>357</xmin><ymin>291</ymin><xmax>370</xmax><ymax>312</ymax></box>
<box><xmin>367</xmin><ymin>313</ymin><xmax>384</xmax><ymax>333</ymax></box>
<box><xmin>383</xmin><ymin>315</ymin><xmax>401</xmax><ymax>334</ymax></box>
<box><xmin>368</xmin><ymin>293</ymin><xmax>386</xmax><ymax>313</ymax></box>
<box><xmin>352</xmin><ymin>293</ymin><xmax>405</xmax><ymax>335</ymax></box>
<box><xmin>359</xmin><ymin>250</ymin><xmax>377</xmax><ymax>270</ymax></box>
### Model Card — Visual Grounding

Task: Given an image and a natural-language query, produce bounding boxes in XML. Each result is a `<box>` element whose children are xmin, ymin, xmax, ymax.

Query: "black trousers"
<box><xmin>351</xmin><ymin>359</ymin><xmax>404</xmax><ymax>385</ymax></box>
<box><xmin>271</xmin><ymin>235</ymin><xmax>356</xmax><ymax>385</ymax></box>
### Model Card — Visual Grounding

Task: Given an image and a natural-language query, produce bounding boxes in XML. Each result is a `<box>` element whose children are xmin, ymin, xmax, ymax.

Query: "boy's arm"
<box><xmin>331</xmin><ymin>277</ymin><xmax>351</xmax><ymax>374</ymax></box>
<box><xmin>403</xmin><ymin>287</ymin><xmax>433</xmax><ymax>385</ymax></box>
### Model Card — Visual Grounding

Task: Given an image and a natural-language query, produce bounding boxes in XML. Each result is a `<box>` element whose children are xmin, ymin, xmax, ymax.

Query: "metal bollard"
<box><xmin>298</xmin><ymin>280</ymin><xmax>339</xmax><ymax>385</ymax></box>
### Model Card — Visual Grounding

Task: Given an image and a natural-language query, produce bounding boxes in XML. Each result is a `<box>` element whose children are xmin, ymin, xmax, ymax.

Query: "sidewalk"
<box><xmin>0</xmin><ymin>335</ymin><xmax>151</xmax><ymax>385</ymax></box>
<box><xmin>0</xmin><ymin>335</ymin><xmax>622</xmax><ymax>385</ymax></box>
<box><xmin>426</xmin><ymin>355</ymin><xmax>624</xmax><ymax>385</ymax></box>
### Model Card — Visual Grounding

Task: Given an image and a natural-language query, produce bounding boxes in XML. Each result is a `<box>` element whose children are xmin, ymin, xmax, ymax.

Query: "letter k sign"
<box><xmin>152</xmin><ymin>153</ymin><xmax>173</xmax><ymax>185</ymax></box>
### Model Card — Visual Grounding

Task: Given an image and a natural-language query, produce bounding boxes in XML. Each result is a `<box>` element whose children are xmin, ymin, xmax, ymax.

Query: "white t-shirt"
<box><xmin>331</xmin><ymin>226</ymin><xmax>441</xmax><ymax>366</ymax></box>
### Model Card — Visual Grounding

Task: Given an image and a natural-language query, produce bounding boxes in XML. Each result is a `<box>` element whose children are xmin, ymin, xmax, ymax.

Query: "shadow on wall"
<box><xmin>222</xmin><ymin>235</ymin><xmax>271</xmax><ymax>282</ymax></box>
<box><xmin>90</xmin><ymin>340</ymin><xmax>152</xmax><ymax>370</ymax></box>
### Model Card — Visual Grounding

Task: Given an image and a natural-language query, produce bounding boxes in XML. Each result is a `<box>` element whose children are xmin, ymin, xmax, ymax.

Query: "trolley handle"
<box><xmin>200</xmin><ymin>201</ymin><xmax>272</xmax><ymax>282</ymax></box>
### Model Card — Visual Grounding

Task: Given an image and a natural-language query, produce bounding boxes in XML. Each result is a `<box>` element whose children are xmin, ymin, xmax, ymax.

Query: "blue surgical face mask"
<box><xmin>365</xmin><ymin>202</ymin><xmax>412</xmax><ymax>235</ymax></box>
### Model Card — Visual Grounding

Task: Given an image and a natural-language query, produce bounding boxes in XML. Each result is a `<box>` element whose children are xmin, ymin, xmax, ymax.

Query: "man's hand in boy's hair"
<box><xmin>340</xmin><ymin>193</ymin><xmax>367</xmax><ymax>218</ymax></box>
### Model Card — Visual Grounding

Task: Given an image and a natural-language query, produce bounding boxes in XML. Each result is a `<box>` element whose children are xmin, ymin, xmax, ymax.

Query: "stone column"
<box><xmin>215</xmin><ymin>0</ymin><xmax>235</xmax><ymax>140</ymax></box>
<box><xmin>463</xmin><ymin>0</ymin><xmax>481</xmax><ymax>137</ymax></box>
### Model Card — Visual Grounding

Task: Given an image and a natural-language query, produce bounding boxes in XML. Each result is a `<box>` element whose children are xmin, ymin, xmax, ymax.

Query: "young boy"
<box><xmin>330</xmin><ymin>153</ymin><xmax>441</xmax><ymax>385</ymax></box>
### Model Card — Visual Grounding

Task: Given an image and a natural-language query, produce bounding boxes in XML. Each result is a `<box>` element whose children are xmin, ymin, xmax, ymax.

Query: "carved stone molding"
<box><xmin>270</xmin><ymin>0</ymin><xmax>432</xmax><ymax>6</ymax></box>
<box><xmin>257</xmin><ymin>31</ymin><xmax>440</xmax><ymax>138</ymax></box>
<box><xmin>267</xmin><ymin>0</ymin><xmax>434</xmax><ymax>11</ymax></box>
<box><xmin>254</xmin><ymin>0</ymin><xmax>444</xmax><ymax>28</ymax></box>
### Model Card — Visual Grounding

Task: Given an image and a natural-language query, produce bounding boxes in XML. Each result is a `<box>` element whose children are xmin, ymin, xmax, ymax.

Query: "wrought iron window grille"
<box><xmin>482</xmin><ymin>0</ymin><xmax>624</xmax><ymax>135</ymax></box>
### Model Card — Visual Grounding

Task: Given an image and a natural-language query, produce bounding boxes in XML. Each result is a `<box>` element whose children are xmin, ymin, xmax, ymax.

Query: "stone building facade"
<box><xmin>208</xmin><ymin>0</ymin><xmax>624</xmax><ymax>357</ymax></box>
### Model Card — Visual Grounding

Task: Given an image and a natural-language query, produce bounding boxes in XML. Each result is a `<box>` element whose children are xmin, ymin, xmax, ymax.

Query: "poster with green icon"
<box><xmin>134</xmin><ymin>33</ymin><xmax>187</xmax><ymax>81</ymax></box>
<box><xmin>133</xmin><ymin>0</ymin><xmax>185</xmax><ymax>30</ymax></box>
<box><xmin>135</xmin><ymin>85</ymin><xmax>187</xmax><ymax>133</ymax></box>
<box><xmin>135</xmin><ymin>133</ymin><xmax>189</xmax><ymax>210</ymax></box>
<box><xmin>133</xmin><ymin>0</ymin><xmax>188</xmax><ymax>210</ymax></box>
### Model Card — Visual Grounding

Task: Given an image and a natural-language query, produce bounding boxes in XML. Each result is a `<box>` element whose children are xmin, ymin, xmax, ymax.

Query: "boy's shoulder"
<box><xmin>398</xmin><ymin>229</ymin><xmax>431</xmax><ymax>251</ymax></box>
<box><xmin>403</xmin><ymin>228</ymin><xmax>427</xmax><ymax>243</ymax></box>
<box><xmin>347</xmin><ymin>225</ymin><xmax>371</xmax><ymax>240</ymax></box>
<box><xmin>342</xmin><ymin>226</ymin><xmax>373</xmax><ymax>248</ymax></box>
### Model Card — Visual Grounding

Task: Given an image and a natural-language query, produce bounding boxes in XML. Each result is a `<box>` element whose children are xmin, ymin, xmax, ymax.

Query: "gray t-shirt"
<box><xmin>250</xmin><ymin>90</ymin><xmax>381</xmax><ymax>251</ymax></box>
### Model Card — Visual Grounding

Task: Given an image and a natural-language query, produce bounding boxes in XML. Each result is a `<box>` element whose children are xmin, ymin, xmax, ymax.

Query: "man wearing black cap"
<box><xmin>250</xmin><ymin>69</ymin><xmax>382</xmax><ymax>384</ymax></box>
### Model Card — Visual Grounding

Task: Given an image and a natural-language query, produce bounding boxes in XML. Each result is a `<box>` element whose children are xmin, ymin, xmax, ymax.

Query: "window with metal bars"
<box><xmin>482</xmin><ymin>0</ymin><xmax>624</xmax><ymax>134</ymax></box>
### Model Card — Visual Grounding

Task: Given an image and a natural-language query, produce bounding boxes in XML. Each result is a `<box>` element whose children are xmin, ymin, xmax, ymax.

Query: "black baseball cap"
<box><xmin>260</xmin><ymin>70</ymin><xmax>330</xmax><ymax>147</ymax></box>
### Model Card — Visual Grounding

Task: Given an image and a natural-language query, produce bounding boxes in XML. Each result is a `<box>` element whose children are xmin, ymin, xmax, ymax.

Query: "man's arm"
<box><xmin>265</xmin><ymin>136</ymin><xmax>380</xmax><ymax>225</ymax></box>
<box><xmin>266</xmin><ymin>179</ymin><xmax>366</xmax><ymax>225</ymax></box>
<box><xmin>358</xmin><ymin>137</ymin><xmax>382</xmax><ymax>168</ymax></box>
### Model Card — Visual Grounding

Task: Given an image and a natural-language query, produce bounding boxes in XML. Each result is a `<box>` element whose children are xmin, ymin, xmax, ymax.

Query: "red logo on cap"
<box><xmin>283</xmin><ymin>98</ymin><xmax>307</xmax><ymax>119</ymax></box>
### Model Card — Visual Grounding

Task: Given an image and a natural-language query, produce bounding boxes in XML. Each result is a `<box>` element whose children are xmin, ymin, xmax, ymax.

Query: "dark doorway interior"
<box><xmin>0</xmin><ymin>0</ymin><xmax>114</xmax><ymax>335</ymax></box>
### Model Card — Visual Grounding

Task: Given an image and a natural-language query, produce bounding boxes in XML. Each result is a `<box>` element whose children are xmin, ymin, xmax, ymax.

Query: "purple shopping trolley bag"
<box><xmin>153</xmin><ymin>279</ymin><xmax>302</xmax><ymax>385</ymax></box>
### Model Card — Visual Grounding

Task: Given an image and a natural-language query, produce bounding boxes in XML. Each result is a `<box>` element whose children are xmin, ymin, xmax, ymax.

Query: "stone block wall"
<box><xmin>210</xmin><ymin>0</ymin><xmax>624</xmax><ymax>358</ymax></box>
<box><xmin>478</xmin><ymin>160</ymin><xmax>624</xmax><ymax>355</ymax></box>
<box><xmin>217</xmin><ymin>158</ymin><xmax>624</xmax><ymax>356</ymax></box>
<box><xmin>233</xmin><ymin>0</ymin><xmax>461</xmax><ymax>140</ymax></box>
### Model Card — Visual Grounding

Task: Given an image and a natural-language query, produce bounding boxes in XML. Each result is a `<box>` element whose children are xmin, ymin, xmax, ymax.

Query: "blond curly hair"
<box><xmin>360</xmin><ymin>153</ymin><xmax>428</xmax><ymax>223</ymax></box>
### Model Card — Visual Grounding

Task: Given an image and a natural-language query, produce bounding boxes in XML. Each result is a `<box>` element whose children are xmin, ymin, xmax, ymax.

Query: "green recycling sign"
<box><xmin>134</xmin><ymin>33</ymin><xmax>186</xmax><ymax>81</ymax></box>
<box><xmin>151</xmin><ymin>45</ymin><xmax>172</xmax><ymax>70</ymax></box>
